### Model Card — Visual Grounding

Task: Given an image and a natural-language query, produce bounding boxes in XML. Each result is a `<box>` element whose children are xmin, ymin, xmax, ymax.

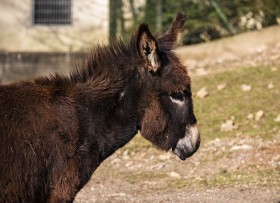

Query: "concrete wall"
<box><xmin>0</xmin><ymin>51</ymin><xmax>87</xmax><ymax>83</ymax></box>
<box><xmin>0</xmin><ymin>0</ymin><xmax>108</xmax><ymax>52</ymax></box>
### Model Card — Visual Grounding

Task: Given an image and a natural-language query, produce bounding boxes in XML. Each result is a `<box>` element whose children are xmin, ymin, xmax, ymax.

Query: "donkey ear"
<box><xmin>137</xmin><ymin>23</ymin><xmax>161</xmax><ymax>73</ymax></box>
<box><xmin>157</xmin><ymin>12</ymin><xmax>186</xmax><ymax>51</ymax></box>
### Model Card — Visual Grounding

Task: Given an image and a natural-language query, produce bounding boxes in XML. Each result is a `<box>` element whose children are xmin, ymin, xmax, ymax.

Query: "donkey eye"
<box><xmin>170</xmin><ymin>92</ymin><xmax>184</xmax><ymax>101</ymax></box>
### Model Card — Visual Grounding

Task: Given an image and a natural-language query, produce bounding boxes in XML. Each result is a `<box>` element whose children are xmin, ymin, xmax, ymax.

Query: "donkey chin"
<box><xmin>172</xmin><ymin>125</ymin><xmax>200</xmax><ymax>160</ymax></box>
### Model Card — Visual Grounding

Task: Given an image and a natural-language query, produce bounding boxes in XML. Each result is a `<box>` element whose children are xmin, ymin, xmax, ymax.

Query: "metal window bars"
<box><xmin>33</xmin><ymin>0</ymin><xmax>72</xmax><ymax>25</ymax></box>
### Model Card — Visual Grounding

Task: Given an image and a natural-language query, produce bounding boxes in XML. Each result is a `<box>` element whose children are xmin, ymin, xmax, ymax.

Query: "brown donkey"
<box><xmin>0</xmin><ymin>13</ymin><xmax>200</xmax><ymax>202</ymax></box>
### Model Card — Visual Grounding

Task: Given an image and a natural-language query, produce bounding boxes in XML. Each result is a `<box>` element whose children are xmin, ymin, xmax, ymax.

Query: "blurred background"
<box><xmin>0</xmin><ymin>0</ymin><xmax>280</xmax><ymax>81</ymax></box>
<box><xmin>0</xmin><ymin>0</ymin><xmax>279</xmax><ymax>51</ymax></box>
<box><xmin>0</xmin><ymin>0</ymin><xmax>280</xmax><ymax>82</ymax></box>
<box><xmin>0</xmin><ymin>0</ymin><xmax>279</xmax><ymax>202</ymax></box>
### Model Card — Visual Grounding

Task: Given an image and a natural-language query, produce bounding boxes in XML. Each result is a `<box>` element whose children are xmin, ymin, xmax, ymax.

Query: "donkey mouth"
<box><xmin>172</xmin><ymin>145</ymin><xmax>197</xmax><ymax>160</ymax></box>
<box><xmin>172</xmin><ymin>125</ymin><xmax>200</xmax><ymax>160</ymax></box>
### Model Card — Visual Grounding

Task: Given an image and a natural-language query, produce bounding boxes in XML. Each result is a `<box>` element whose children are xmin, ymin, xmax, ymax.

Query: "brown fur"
<box><xmin>0</xmin><ymin>13</ymin><xmax>199</xmax><ymax>202</ymax></box>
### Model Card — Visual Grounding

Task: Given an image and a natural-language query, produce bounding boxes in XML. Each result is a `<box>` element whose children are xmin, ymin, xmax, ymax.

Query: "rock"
<box><xmin>247</xmin><ymin>113</ymin><xmax>254</xmax><ymax>120</ymax></box>
<box><xmin>196</xmin><ymin>87</ymin><xmax>209</xmax><ymax>98</ymax></box>
<box><xmin>217</xmin><ymin>83</ymin><xmax>227</xmax><ymax>91</ymax></box>
<box><xmin>230</xmin><ymin>144</ymin><xmax>252</xmax><ymax>151</ymax></box>
<box><xmin>267</xmin><ymin>83</ymin><xmax>274</xmax><ymax>89</ymax></box>
<box><xmin>220</xmin><ymin>119</ymin><xmax>237</xmax><ymax>132</ymax></box>
<box><xmin>255</xmin><ymin>110</ymin><xmax>264</xmax><ymax>121</ymax></box>
<box><xmin>274</xmin><ymin>115</ymin><xmax>280</xmax><ymax>123</ymax></box>
<box><xmin>241</xmin><ymin>84</ymin><xmax>252</xmax><ymax>92</ymax></box>
<box><xmin>169</xmin><ymin>171</ymin><xmax>181</xmax><ymax>178</ymax></box>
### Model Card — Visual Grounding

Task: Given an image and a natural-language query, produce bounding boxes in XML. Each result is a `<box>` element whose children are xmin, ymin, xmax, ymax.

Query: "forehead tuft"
<box><xmin>160</xmin><ymin>53</ymin><xmax>191</xmax><ymax>93</ymax></box>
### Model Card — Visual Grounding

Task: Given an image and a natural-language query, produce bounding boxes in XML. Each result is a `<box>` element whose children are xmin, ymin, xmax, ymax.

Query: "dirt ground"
<box><xmin>75</xmin><ymin>135</ymin><xmax>280</xmax><ymax>203</ymax></box>
<box><xmin>74</xmin><ymin>26</ymin><xmax>280</xmax><ymax>203</ymax></box>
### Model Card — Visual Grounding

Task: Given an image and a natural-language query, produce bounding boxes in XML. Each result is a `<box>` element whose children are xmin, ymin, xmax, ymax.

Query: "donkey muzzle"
<box><xmin>172</xmin><ymin>125</ymin><xmax>200</xmax><ymax>160</ymax></box>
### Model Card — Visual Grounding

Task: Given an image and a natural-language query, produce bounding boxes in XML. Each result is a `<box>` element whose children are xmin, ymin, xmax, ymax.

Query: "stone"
<box><xmin>158</xmin><ymin>154</ymin><xmax>171</xmax><ymax>161</ymax></box>
<box><xmin>230</xmin><ymin>144</ymin><xmax>252</xmax><ymax>151</ymax></box>
<box><xmin>169</xmin><ymin>171</ymin><xmax>181</xmax><ymax>178</ymax></box>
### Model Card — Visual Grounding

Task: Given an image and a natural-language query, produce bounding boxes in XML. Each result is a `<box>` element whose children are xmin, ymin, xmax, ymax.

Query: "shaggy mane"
<box><xmin>35</xmin><ymin>35</ymin><xmax>139</xmax><ymax>86</ymax></box>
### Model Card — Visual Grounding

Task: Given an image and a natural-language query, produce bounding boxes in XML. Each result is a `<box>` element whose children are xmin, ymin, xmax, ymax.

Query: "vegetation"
<box><xmin>109</xmin><ymin>0</ymin><xmax>280</xmax><ymax>44</ymax></box>
<box><xmin>192</xmin><ymin>65</ymin><xmax>280</xmax><ymax>140</ymax></box>
<box><xmin>123</xmin><ymin>64</ymin><xmax>280</xmax><ymax>148</ymax></box>
<box><xmin>114</xmin><ymin>64</ymin><xmax>280</xmax><ymax>189</ymax></box>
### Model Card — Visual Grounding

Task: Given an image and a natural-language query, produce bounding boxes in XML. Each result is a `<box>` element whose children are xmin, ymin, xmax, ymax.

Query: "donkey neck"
<box><xmin>75</xmin><ymin>63</ymin><xmax>142</xmax><ymax>162</ymax></box>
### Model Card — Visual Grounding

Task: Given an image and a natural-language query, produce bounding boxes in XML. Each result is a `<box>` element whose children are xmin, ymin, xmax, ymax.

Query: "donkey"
<box><xmin>0</xmin><ymin>13</ymin><xmax>200</xmax><ymax>202</ymax></box>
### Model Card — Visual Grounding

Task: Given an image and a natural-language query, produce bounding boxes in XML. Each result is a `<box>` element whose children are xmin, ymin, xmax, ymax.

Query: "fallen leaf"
<box><xmin>221</xmin><ymin>119</ymin><xmax>237</xmax><ymax>132</ymax></box>
<box><xmin>267</xmin><ymin>83</ymin><xmax>274</xmax><ymax>89</ymax></box>
<box><xmin>274</xmin><ymin>115</ymin><xmax>280</xmax><ymax>123</ymax></box>
<box><xmin>255</xmin><ymin>110</ymin><xmax>264</xmax><ymax>121</ymax></box>
<box><xmin>196</xmin><ymin>87</ymin><xmax>209</xmax><ymax>99</ymax></box>
<box><xmin>247</xmin><ymin>113</ymin><xmax>254</xmax><ymax>120</ymax></box>
<box><xmin>217</xmin><ymin>83</ymin><xmax>227</xmax><ymax>91</ymax></box>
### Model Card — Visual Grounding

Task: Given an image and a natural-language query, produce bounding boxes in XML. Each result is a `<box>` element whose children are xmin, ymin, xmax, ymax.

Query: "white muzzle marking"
<box><xmin>173</xmin><ymin>124</ymin><xmax>200</xmax><ymax>160</ymax></box>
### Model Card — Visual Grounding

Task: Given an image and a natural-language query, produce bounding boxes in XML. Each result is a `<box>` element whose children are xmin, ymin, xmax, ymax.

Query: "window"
<box><xmin>33</xmin><ymin>0</ymin><xmax>72</xmax><ymax>25</ymax></box>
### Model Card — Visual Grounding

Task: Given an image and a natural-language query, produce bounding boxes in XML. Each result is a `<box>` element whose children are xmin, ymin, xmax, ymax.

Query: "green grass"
<box><xmin>197</xmin><ymin>166</ymin><xmax>280</xmax><ymax>187</ymax></box>
<box><xmin>114</xmin><ymin>66</ymin><xmax>280</xmax><ymax>190</ymax></box>
<box><xmin>192</xmin><ymin>65</ymin><xmax>280</xmax><ymax>140</ymax></box>
<box><xmin>121</xmin><ymin>65</ymin><xmax>279</xmax><ymax>152</ymax></box>
<box><xmin>121</xmin><ymin>165</ymin><xmax>280</xmax><ymax>189</ymax></box>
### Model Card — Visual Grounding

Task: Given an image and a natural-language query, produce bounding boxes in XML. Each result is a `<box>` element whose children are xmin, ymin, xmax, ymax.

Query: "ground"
<box><xmin>74</xmin><ymin>26</ymin><xmax>280</xmax><ymax>203</ymax></box>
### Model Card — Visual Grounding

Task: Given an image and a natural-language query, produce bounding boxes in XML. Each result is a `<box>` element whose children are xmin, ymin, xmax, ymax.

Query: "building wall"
<box><xmin>0</xmin><ymin>51</ymin><xmax>87</xmax><ymax>83</ymax></box>
<box><xmin>0</xmin><ymin>0</ymin><xmax>109</xmax><ymax>52</ymax></box>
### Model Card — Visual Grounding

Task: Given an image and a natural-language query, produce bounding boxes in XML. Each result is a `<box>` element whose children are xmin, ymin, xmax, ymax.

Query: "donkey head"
<box><xmin>137</xmin><ymin>13</ymin><xmax>200</xmax><ymax>160</ymax></box>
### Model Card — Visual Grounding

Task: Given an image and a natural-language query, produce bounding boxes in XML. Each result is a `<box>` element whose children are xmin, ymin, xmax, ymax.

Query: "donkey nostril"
<box><xmin>196</xmin><ymin>136</ymin><xmax>200</xmax><ymax>149</ymax></box>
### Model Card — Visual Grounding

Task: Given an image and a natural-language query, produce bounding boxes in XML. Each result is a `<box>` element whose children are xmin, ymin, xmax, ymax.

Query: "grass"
<box><xmin>192</xmin><ymin>65</ymin><xmax>280</xmax><ymax>140</ymax></box>
<box><xmin>121</xmin><ymin>165</ymin><xmax>280</xmax><ymax>189</ymax></box>
<box><xmin>124</xmin><ymin>65</ymin><xmax>280</xmax><ymax>150</ymax></box>
<box><xmin>164</xmin><ymin>165</ymin><xmax>280</xmax><ymax>190</ymax></box>
<box><xmin>95</xmin><ymin>65</ymin><xmax>280</xmax><ymax>192</ymax></box>
<box><xmin>193</xmin><ymin>166</ymin><xmax>280</xmax><ymax>188</ymax></box>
